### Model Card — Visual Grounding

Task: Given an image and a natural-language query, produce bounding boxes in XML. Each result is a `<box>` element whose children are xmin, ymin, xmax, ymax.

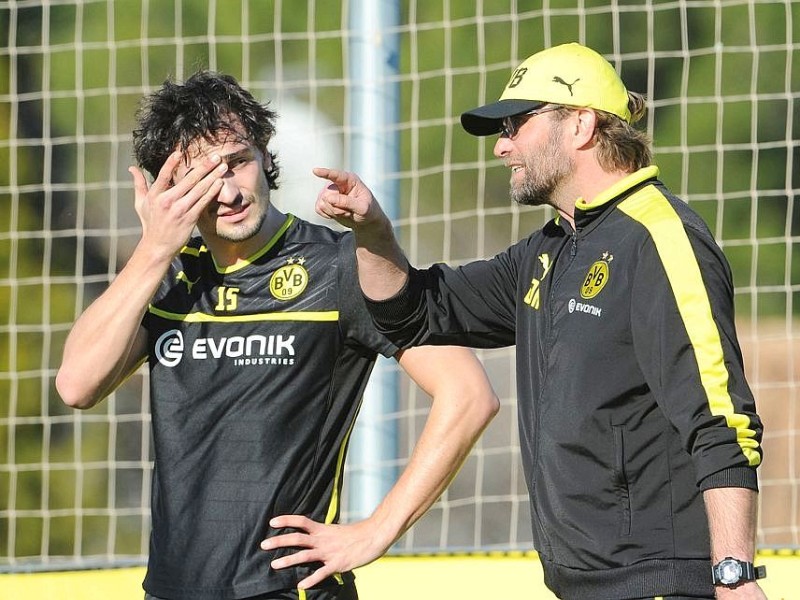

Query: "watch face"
<box><xmin>719</xmin><ymin>559</ymin><xmax>743</xmax><ymax>584</ymax></box>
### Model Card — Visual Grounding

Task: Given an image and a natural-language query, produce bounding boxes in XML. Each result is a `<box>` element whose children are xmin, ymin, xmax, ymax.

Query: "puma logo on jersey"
<box><xmin>524</xmin><ymin>253</ymin><xmax>552</xmax><ymax>310</ymax></box>
<box><xmin>552</xmin><ymin>76</ymin><xmax>580</xmax><ymax>96</ymax></box>
<box><xmin>176</xmin><ymin>270</ymin><xmax>200</xmax><ymax>293</ymax></box>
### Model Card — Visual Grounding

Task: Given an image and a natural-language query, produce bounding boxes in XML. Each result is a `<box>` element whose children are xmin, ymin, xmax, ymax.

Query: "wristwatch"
<box><xmin>711</xmin><ymin>557</ymin><xmax>767</xmax><ymax>587</ymax></box>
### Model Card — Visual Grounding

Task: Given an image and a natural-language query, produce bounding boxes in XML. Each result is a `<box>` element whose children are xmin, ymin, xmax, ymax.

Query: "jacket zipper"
<box><xmin>531</xmin><ymin>229</ymin><xmax>578</xmax><ymax>552</ymax></box>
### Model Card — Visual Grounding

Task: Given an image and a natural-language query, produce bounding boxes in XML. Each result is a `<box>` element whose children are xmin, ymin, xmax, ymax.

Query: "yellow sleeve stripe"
<box><xmin>618</xmin><ymin>187</ymin><xmax>761</xmax><ymax>466</ymax></box>
<box><xmin>148</xmin><ymin>305</ymin><xmax>339</xmax><ymax>323</ymax></box>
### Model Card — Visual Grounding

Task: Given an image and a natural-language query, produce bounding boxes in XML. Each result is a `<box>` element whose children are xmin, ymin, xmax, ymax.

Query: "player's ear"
<box><xmin>264</xmin><ymin>150</ymin><xmax>280</xmax><ymax>190</ymax></box>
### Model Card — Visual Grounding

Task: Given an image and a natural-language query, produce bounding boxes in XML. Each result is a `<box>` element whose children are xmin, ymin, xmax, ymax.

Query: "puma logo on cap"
<box><xmin>552</xmin><ymin>76</ymin><xmax>580</xmax><ymax>96</ymax></box>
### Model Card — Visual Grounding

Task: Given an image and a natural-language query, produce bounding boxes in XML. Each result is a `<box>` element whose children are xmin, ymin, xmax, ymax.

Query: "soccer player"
<box><xmin>310</xmin><ymin>43</ymin><xmax>766</xmax><ymax>599</ymax></box>
<box><xmin>56</xmin><ymin>70</ymin><xmax>499</xmax><ymax>600</ymax></box>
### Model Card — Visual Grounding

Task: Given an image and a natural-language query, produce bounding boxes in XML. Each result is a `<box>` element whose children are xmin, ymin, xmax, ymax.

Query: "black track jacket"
<box><xmin>366</xmin><ymin>166</ymin><xmax>763</xmax><ymax>599</ymax></box>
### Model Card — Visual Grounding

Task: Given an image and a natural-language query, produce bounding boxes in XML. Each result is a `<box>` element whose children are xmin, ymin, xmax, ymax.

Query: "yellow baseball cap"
<box><xmin>461</xmin><ymin>42</ymin><xmax>632</xmax><ymax>136</ymax></box>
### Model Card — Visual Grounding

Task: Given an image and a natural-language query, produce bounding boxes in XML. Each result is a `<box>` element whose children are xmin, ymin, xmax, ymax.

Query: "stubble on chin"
<box><xmin>215</xmin><ymin>210</ymin><xmax>267</xmax><ymax>243</ymax></box>
<box><xmin>510</xmin><ymin>171</ymin><xmax>553</xmax><ymax>207</ymax></box>
<box><xmin>509</xmin><ymin>151</ymin><xmax>573</xmax><ymax>209</ymax></box>
<box><xmin>508</xmin><ymin>120</ymin><xmax>574</xmax><ymax>208</ymax></box>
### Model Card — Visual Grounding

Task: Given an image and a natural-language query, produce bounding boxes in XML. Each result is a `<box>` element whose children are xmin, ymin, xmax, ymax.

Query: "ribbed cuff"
<box><xmin>363</xmin><ymin>270</ymin><xmax>421</xmax><ymax>328</ymax></box>
<box><xmin>699</xmin><ymin>466</ymin><xmax>759</xmax><ymax>492</ymax></box>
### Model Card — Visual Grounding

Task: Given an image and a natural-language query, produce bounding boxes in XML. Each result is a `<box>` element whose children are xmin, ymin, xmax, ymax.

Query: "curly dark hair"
<box><xmin>132</xmin><ymin>70</ymin><xmax>280</xmax><ymax>189</ymax></box>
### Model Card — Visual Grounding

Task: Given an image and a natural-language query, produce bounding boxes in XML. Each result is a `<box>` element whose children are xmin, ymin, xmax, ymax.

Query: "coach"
<box><xmin>312</xmin><ymin>43</ymin><xmax>766</xmax><ymax>599</ymax></box>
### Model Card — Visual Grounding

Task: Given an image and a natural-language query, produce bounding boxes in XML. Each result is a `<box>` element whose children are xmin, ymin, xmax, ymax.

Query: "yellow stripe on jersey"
<box><xmin>176</xmin><ymin>214</ymin><xmax>294</xmax><ymax>265</ymax></box>
<box><xmin>148</xmin><ymin>305</ymin><xmax>339</xmax><ymax>322</ymax></box>
<box><xmin>322</xmin><ymin>405</ymin><xmax>357</xmax><ymax>588</ymax></box>
<box><xmin>618</xmin><ymin>187</ymin><xmax>761</xmax><ymax>466</ymax></box>
<box><xmin>325</xmin><ymin>432</ymin><xmax>350</xmax><ymax>526</ymax></box>
<box><xmin>324</xmin><ymin>393</ymin><xmax>364</xmax><ymax>527</ymax></box>
<box><xmin>214</xmin><ymin>214</ymin><xmax>296</xmax><ymax>274</ymax></box>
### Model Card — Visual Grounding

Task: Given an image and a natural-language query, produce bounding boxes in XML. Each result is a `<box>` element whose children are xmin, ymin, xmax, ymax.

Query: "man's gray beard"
<box><xmin>508</xmin><ymin>125</ymin><xmax>571</xmax><ymax>208</ymax></box>
<box><xmin>511</xmin><ymin>177</ymin><xmax>555</xmax><ymax>207</ymax></box>
<box><xmin>509</xmin><ymin>148</ymin><xmax>574</xmax><ymax>208</ymax></box>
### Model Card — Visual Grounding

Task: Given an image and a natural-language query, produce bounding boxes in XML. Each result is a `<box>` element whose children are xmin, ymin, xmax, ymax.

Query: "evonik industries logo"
<box><xmin>156</xmin><ymin>329</ymin><xmax>184</xmax><ymax>367</ymax></box>
<box><xmin>154</xmin><ymin>328</ymin><xmax>296</xmax><ymax>368</ymax></box>
<box><xmin>568</xmin><ymin>298</ymin><xmax>602</xmax><ymax>317</ymax></box>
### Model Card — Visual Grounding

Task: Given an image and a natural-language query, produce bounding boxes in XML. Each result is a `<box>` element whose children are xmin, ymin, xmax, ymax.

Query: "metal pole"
<box><xmin>347</xmin><ymin>0</ymin><xmax>401</xmax><ymax>520</ymax></box>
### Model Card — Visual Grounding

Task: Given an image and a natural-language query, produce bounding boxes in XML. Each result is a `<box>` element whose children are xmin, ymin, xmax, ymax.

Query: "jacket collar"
<box><xmin>573</xmin><ymin>165</ymin><xmax>660</xmax><ymax>230</ymax></box>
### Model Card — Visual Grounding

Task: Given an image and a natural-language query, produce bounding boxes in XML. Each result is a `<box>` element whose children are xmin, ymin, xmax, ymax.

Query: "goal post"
<box><xmin>1</xmin><ymin>0</ymin><xmax>798</xmax><ymax>571</ymax></box>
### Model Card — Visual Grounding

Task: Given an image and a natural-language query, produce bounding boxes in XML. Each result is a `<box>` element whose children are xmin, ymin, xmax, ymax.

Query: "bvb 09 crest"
<box><xmin>270</xmin><ymin>257</ymin><xmax>309</xmax><ymax>301</ymax></box>
<box><xmin>580</xmin><ymin>254</ymin><xmax>611</xmax><ymax>299</ymax></box>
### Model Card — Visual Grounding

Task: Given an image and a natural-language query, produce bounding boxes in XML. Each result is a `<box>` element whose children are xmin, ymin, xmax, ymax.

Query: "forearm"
<box><xmin>260</xmin><ymin>345</ymin><xmax>498</xmax><ymax>589</ymax></box>
<box><xmin>704</xmin><ymin>486</ymin><xmax>767</xmax><ymax>598</ymax></box>
<box><xmin>704</xmin><ymin>486</ymin><xmax>757</xmax><ymax>562</ymax></box>
<box><xmin>364</xmin><ymin>377</ymin><xmax>498</xmax><ymax>547</ymax></box>
<box><xmin>58</xmin><ymin>154</ymin><xmax>227</xmax><ymax>408</ymax></box>
<box><xmin>353</xmin><ymin>220</ymin><xmax>410</xmax><ymax>301</ymax></box>
<box><xmin>56</xmin><ymin>241</ymin><xmax>169</xmax><ymax>408</ymax></box>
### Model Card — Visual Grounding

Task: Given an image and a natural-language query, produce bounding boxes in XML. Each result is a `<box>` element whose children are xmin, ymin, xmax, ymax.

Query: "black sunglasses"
<box><xmin>500</xmin><ymin>105</ymin><xmax>562</xmax><ymax>139</ymax></box>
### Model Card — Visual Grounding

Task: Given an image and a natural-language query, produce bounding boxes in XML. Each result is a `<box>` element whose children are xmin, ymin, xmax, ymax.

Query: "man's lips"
<box><xmin>215</xmin><ymin>203</ymin><xmax>249</xmax><ymax>221</ymax></box>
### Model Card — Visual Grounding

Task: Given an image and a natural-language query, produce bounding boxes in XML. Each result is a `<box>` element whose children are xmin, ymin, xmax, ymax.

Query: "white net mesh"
<box><xmin>0</xmin><ymin>0</ymin><xmax>797</xmax><ymax>569</ymax></box>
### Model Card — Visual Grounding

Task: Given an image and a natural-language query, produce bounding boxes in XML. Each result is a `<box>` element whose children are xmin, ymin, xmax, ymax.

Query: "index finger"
<box><xmin>147</xmin><ymin>151</ymin><xmax>184</xmax><ymax>194</ymax></box>
<box><xmin>312</xmin><ymin>167</ymin><xmax>356</xmax><ymax>194</ymax></box>
<box><xmin>152</xmin><ymin>151</ymin><xmax>223</xmax><ymax>196</ymax></box>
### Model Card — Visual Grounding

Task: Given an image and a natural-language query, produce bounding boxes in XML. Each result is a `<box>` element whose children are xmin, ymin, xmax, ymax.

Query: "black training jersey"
<box><xmin>141</xmin><ymin>215</ymin><xmax>397</xmax><ymax>599</ymax></box>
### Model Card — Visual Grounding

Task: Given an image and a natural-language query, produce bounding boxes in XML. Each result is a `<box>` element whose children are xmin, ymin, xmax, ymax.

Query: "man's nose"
<box><xmin>215</xmin><ymin>172</ymin><xmax>239</xmax><ymax>204</ymax></box>
<box><xmin>493</xmin><ymin>136</ymin><xmax>512</xmax><ymax>158</ymax></box>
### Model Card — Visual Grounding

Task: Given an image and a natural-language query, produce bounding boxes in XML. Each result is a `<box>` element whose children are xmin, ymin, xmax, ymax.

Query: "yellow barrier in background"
<box><xmin>1</xmin><ymin>551</ymin><xmax>795</xmax><ymax>599</ymax></box>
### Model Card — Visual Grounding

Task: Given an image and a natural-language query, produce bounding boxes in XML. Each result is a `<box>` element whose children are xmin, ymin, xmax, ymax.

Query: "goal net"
<box><xmin>1</xmin><ymin>0</ymin><xmax>797</xmax><ymax>570</ymax></box>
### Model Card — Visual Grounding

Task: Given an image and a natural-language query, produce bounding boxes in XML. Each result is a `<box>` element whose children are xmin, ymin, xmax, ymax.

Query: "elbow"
<box><xmin>55</xmin><ymin>367</ymin><xmax>98</xmax><ymax>410</ymax></box>
<box><xmin>464</xmin><ymin>387</ymin><xmax>500</xmax><ymax>430</ymax></box>
<box><xmin>482</xmin><ymin>392</ymin><xmax>501</xmax><ymax>425</ymax></box>
<box><xmin>456</xmin><ymin>375</ymin><xmax>501</xmax><ymax>431</ymax></box>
